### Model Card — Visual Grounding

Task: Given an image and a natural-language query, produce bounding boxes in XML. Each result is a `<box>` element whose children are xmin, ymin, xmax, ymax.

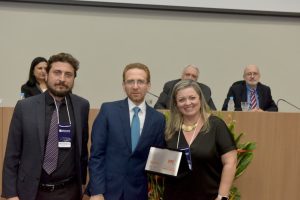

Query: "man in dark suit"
<box><xmin>87</xmin><ymin>63</ymin><xmax>165</xmax><ymax>200</ymax></box>
<box><xmin>2</xmin><ymin>53</ymin><xmax>90</xmax><ymax>200</ymax></box>
<box><xmin>154</xmin><ymin>64</ymin><xmax>216</xmax><ymax>110</ymax></box>
<box><xmin>222</xmin><ymin>64</ymin><xmax>278</xmax><ymax>112</ymax></box>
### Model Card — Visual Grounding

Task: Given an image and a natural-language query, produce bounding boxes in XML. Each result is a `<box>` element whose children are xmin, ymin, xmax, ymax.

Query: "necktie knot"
<box><xmin>133</xmin><ymin>107</ymin><xmax>140</xmax><ymax>115</ymax></box>
<box><xmin>56</xmin><ymin>101</ymin><xmax>62</xmax><ymax>109</ymax></box>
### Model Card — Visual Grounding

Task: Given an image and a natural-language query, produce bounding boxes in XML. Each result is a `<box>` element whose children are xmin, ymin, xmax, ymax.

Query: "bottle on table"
<box><xmin>227</xmin><ymin>96</ymin><xmax>235</xmax><ymax>111</ymax></box>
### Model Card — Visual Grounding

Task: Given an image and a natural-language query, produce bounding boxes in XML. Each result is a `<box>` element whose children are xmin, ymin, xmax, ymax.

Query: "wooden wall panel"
<box><xmin>1</xmin><ymin>107</ymin><xmax>14</xmax><ymax>199</ymax></box>
<box><xmin>221</xmin><ymin>112</ymin><xmax>300</xmax><ymax>200</ymax></box>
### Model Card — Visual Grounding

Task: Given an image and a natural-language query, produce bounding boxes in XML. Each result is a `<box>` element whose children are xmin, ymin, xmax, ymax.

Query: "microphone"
<box><xmin>147</xmin><ymin>92</ymin><xmax>159</xmax><ymax>98</ymax></box>
<box><xmin>146</xmin><ymin>92</ymin><xmax>159</xmax><ymax>107</ymax></box>
<box><xmin>276</xmin><ymin>98</ymin><xmax>300</xmax><ymax>110</ymax></box>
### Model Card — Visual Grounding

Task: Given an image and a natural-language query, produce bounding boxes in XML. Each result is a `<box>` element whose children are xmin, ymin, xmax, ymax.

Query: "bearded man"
<box><xmin>2</xmin><ymin>53</ymin><xmax>90</xmax><ymax>200</ymax></box>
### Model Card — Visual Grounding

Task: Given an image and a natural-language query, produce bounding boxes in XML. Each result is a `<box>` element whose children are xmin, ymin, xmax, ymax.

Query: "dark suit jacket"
<box><xmin>21</xmin><ymin>83</ymin><xmax>42</xmax><ymax>98</ymax></box>
<box><xmin>154</xmin><ymin>79</ymin><xmax>216</xmax><ymax>110</ymax></box>
<box><xmin>221</xmin><ymin>80</ymin><xmax>278</xmax><ymax>111</ymax></box>
<box><xmin>1</xmin><ymin>93</ymin><xmax>90</xmax><ymax>200</ymax></box>
<box><xmin>87</xmin><ymin>98</ymin><xmax>165</xmax><ymax>200</ymax></box>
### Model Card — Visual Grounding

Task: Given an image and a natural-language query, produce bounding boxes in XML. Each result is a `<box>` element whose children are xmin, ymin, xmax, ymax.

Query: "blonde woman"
<box><xmin>164</xmin><ymin>80</ymin><xmax>237</xmax><ymax>200</ymax></box>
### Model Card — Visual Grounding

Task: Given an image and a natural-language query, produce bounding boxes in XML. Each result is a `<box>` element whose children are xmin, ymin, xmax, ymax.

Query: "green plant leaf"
<box><xmin>235</xmin><ymin>153</ymin><xmax>254</xmax><ymax>179</ymax></box>
<box><xmin>234</xmin><ymin>132</ymin><xmax>244</xmax><ymax>144</ymax></box>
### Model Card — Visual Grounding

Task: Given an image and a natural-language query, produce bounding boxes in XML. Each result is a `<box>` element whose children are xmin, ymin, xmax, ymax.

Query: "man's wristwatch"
<box><xmin>217</xmin><ymin>194</ymin><xmax>229</xmax><ymax>200</ymax></box>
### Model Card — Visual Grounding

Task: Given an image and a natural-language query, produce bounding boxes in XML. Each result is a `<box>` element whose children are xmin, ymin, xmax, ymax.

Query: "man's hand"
<box><xmin>7</xmin><ymin>197</ymin><xmax>20</xmax><ymax>200</ymax></box>
<box><xmin>82</xmin><ymin>185</ymin><xmax>86</xmax><ymax>193</ymax></box>
<box><xmin>250</xmin><ymin>108</ymin><xmax>264</xmax><ymax>112</ymax></box>
<box><xmin>90</xmin><ymin>194</ymin><xmax>104</xmax><ymax>200</ymax></box>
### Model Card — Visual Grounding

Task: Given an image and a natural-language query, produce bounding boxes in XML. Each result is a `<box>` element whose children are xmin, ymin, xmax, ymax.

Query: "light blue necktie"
<box><xmin>131</xmin><ymin>107</ymin><xmax>140</xmax><ymax>152</ymax></box>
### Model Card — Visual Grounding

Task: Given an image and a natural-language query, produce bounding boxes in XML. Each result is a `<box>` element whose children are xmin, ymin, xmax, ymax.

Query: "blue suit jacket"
<box><xmin>87</xmin><ymin>98</ymin><xmax>165</xmax><ymax>200</ymax></box>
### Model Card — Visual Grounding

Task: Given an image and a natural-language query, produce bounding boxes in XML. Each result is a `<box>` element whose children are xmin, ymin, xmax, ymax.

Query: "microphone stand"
<box><xmin>147</xmin><ymin>92</ymin><xmax>159</xmax><ymax>98</ymax></box>
<box><xmin>276</xmin><ymin>99</ymin><xmax>300</xmax><ymax>111</ymax></box>
<box><xmin>145</xmin><ymin>92</ymin><xmax>159</xmax><ymax>106</ymax></box>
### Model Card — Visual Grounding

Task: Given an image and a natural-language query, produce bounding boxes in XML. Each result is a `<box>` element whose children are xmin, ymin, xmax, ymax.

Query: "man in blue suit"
<box><xmin>87</xmin><ymin>63</ymin><xmax>166</xmax><ymax>200</ymax></box>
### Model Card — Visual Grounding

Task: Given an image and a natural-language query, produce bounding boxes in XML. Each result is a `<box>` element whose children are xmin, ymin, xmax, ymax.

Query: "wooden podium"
<box><xmin>1</xmin><ymin>107</ymin><xmax>300</xmax><ymax>199</ymax></box>
<box><xmin>221</xmin><ymin>111</ymin><xmax>300</xmax><ymax>199</ymax></box>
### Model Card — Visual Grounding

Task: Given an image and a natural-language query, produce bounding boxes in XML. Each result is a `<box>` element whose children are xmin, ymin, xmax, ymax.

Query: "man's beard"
<box><xmin>47</xmin><ymin>82</ymin><xmax>73</xmax><ymax>97</ymax></box>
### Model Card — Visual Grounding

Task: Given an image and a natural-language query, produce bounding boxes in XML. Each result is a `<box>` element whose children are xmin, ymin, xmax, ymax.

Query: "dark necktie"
<box><xmin>131</xmin><ymin>107</ymin><xmax>140</xmax><ymax>152</ymax></box>
<box><xmin>250</xmin><ymin>89</ymin><xmax>257</xmax><ymax>109</ymax></box>
<box><xmin>43</xmin><ymin>102</ymin><xmax>61</xmax><ymax>174</ymax></box>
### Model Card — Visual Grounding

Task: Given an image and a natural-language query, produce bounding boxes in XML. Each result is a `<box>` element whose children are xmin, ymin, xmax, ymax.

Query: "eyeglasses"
<box><xmin>245</xmin><ymin>72</ymin><xmax>259</xmax><ymax>77</ymax></box>
<box><xmin>52</xmin><ymin>70</ymin><xmax>74</xmax><ymax>79</ymax></box>
<box><xmin>124</xmin><ymin>79</ymin><xmax>147</xmax><ymax>86</ymax></box>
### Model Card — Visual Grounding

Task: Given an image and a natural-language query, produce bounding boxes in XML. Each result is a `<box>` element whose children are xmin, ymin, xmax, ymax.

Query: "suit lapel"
<box><xmin>121</xmin><ymin>100</ymin><xmax>154</xmax><ymax>153</ymax></box>
<box><xmin>241</xmin><ymin>83</ymin><xmax>248</xmax><ymax>102</ymax></box>
<box><xmin>257</xmin><ymin>83</ymin><xmax>263</xmax><ymax>108</ymax></box>
<box><xmin>119</xmin><ymin>99</ymin><xmax>132</xmax><ymax>151</ymax></box>
<box><xmin>36</xmin><ymin>94</ymin><xmax>46</xmax><ymax>159</ymax></box>
<box><xmin>136</xmin><ymin>104</ymin><xmax>153</xmax><ymax>150</ymax></box>
<box><xmin>70</xmin><ymin>95</ymin><xmax>82</xmax><ymax>155</ymax></box>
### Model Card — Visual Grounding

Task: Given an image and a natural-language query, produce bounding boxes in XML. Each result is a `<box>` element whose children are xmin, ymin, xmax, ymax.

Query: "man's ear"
<box><xmin>147</xmin><ymin>82</ymin><xmax>151</xmax><ymax>91</ymax></box>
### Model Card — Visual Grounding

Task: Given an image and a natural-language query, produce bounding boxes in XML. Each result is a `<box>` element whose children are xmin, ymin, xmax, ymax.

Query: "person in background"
<box><xmin>154</xmin><ymin>64</ymin><xmax>216</xmax><ymax>110</ymax></box>
<box><xmin>21</xmin><ymin>57</ymin><xmax>48</xmax><ymax>98</ymax></box>
<box><xmin>2</xmin><ymin>53</ymin><xmax>90</xmax><ymax>200</ymax></box>
<box><xmin>164</xmin><ymin>80</ymin><xmax>237</xmax><ymax>200</ymax></box>
<box><xmin>222</xmin><ymin>64</ymin><xmax>278</xmax><ymax>112</ymax></box>
<box><xmin>87</xmin><ymin>63</ymin><xmax>165</xmax><ymax>200</ymax></box>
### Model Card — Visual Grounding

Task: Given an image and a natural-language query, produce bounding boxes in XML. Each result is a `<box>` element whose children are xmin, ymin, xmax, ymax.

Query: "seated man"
<box><xmin>222</xmin><ymin>64</ymin><xmax>278</xmax><ymax>112</ymax></box>
<box><xmin>154</xmin><ymin>64</ymin><xmax>216</xmax><ymax>110</ymax></box>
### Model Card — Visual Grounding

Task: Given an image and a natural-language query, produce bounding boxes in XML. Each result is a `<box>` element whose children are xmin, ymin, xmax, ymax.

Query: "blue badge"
<box><xmin>180</xmin><ymin>147</ymin><xmax>192</xmax><ymax>170</ymax></box>
<box><xmin>58</xmin><ymin>124</ymin><xmax>72</xmax><ymax>148</ymax></box>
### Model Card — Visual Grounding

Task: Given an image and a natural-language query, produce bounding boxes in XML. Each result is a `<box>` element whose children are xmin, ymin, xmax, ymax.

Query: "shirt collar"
<box><xmin>246</xmin><ymin>84</ymin><xmax>257</xmax><ymax>92</ymax></box>
<box><xmin>45</xmin><ymin>91</ymin><xmax>67</xmax><ymax>106</ymax></box>
<box><xmin>127</xmin><ymin>98</ymin><xmax>146</xmax><ymax>113</ymax></box>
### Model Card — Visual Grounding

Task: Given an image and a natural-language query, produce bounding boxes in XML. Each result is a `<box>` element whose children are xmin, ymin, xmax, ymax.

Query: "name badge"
<box><xmin>180</xmin><ymin>147</ymin><xmax>192</xmax><ymax>170</ymax></box>
<box><xmin>58</xmin><ymin>124</ymin><xmax>72</xmax><ymax>148</ymax></box>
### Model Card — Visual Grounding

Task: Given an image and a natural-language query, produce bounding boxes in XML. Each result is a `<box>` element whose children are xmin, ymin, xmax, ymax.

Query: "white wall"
<box><xmin>0</xmin><ymin>1</ymin><xmax>300</xmax><ymax>111</ymax></box>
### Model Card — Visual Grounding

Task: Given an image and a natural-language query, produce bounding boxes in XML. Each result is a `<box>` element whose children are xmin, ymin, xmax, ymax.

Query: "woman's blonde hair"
<box><xmin>165</xmin><ymin>80</ymin><xmax>211</xmax><ymax>140</ymax></box>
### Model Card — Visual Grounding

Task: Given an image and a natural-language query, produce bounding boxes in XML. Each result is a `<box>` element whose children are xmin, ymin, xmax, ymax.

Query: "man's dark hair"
<box><xmin>47</xmin><ymin>53</ymin><xmax>79</xmax><ymax>77</ymax></box>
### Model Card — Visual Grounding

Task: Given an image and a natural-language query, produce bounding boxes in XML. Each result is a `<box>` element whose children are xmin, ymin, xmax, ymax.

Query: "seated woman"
<box><xmin>21</xmin><ymin>57</ymin><xmax>48</xmax><ymax>98</ymax></box>
<box><xmin>164</xmin><ymin>80</ymin><xmax>237</xmax><ymax>200</ymax></box>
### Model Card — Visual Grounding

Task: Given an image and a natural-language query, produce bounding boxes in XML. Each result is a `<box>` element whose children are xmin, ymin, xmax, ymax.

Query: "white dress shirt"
<box><xmin>128</xmin><ymin>99</ymin><xmax>146</xmax><ymax>135</ymax></box>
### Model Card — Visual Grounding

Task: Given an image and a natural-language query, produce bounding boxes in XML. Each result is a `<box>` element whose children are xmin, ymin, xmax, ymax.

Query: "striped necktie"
<box><xmin>43</xmin><ymin>102</ymin><xmax>61</xmax><ymax>174</ymax></box>
<box><xmin>250</xmin><ymin>89</ymin><xmax>257</xmax><ymax>109</ymax></box>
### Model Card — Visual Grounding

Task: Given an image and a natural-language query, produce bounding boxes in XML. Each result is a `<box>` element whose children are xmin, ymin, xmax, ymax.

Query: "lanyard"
<box><xmin>53</xmin><ymin>97</ymin><xmax>71</xmax><ymax>125</ymax></box>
